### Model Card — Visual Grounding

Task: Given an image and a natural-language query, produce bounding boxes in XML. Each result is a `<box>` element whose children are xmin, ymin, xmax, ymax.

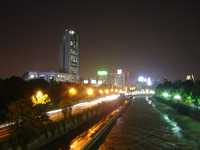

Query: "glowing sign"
<box><xmin>117</xmin><ymin>69</ymin><xmax>122</xmax><ymax>75</ymax></box>
<box><xmin>97</xmin><ymin>70</ymin><xmax>108</xmax><ymax>76</ymax></box>
<box><xmin>138</xmin><ymin>76</ymin><xmax>145</xmax><ymax>82</ymax></box>
<box><xmin>147</xmin><ymin>77</ymin><xmax>152</xmax><ymax>86</ymax></box>
<box><xmin>83</xmin><ymin>80</ymin><xmax>89</xmax><ymax>84</ymax></box>
<box><xmin>97</xmin><ymin>80</ymin><xmax>103</xmax><ymax>85</ymax></box>
<box><xmin>91</xmin><ymin>79</ymin><xmax>97</xmax><ymax>84</ymax></box>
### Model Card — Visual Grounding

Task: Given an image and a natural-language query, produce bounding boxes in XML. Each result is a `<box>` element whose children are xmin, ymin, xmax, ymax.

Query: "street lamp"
<box><xmin>68</xmin><ymin>87</ymin><xmax>77</xmax><ymax>96</ymax></box>
<box><xmin>99</xmin><ymin>89</ymin><xmax>104</xmax><ymax>95</ymax></box>
<box><xmin>105</xmin><ymin>89</ymin><xmax>109</xmax><ymax>94</ymax></box>
<box><xmin>162</xmin><ymin>92</ymin><xmax>170</xmax><ymax>99</ymax></box>
<box><xmin>87</xmin><ymin>88</ymin><xmax>94</xmax><ymax>96</ymax></box>
<box><xmin>115</xmin><ymin>89</ymin><xmax>118</xmax><ymax>93</ymax></box>
<box><xmin>110</xmin><ymin>88</ymin><xmax>114</xmax><ymax>92</ymax></box>
<box><xmin>174</xmin><ymin>94</ymin><xmax>181</xmax><ymax>100</ymax></box>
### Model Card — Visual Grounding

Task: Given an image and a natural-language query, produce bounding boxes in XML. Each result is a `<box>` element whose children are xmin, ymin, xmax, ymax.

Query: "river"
<box><xmin>43</xmin><ymin>97</ymin><xmax>192</xmax><ymax>150</ymax></box>
<box><xmin>98</xmin><ymin>97</ymin><xmax>190</xmax><ymax>150</ymax></box>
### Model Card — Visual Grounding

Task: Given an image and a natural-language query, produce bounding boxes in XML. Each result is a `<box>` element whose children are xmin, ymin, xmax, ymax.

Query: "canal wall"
<box><xmin>151</xmin><ymin>97</ymin><xmax>200</xmax><ymax>149</ymax></box>
<box><xmin>0</xmin><ymin>99</ymin><xmax>125</xmax><ymax>150</ymax></box>
<box><xmin>82</xmin><ymin>103</ymin><xmax>128</xmax><ymax>150</ymax></box>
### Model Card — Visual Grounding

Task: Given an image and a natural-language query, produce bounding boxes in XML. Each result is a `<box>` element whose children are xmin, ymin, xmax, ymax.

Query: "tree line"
<box><xmin>0</xmin><ymin>76</ymin><xmax>104</xmax><ymax>121</ymax></box>
<box><xmin>155</xmin><ymin>79</ymin><xmax>200</xmax><ymax>107</ymax></box>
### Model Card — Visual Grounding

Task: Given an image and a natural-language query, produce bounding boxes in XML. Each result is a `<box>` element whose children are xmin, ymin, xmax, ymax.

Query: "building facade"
<box><xmin>60</xmin><ymin>28</ymin><xmax>80</xmax><ymax>81</ymax></box>
<box><xmin>23</xmin><ymin>27</ymin><xmax>80</xmax><ymax>83</ymax></box>
<box><xmin>23</xmin><ymin>71</ymin><xmax>77</xmax><ymax>82</ymax></box>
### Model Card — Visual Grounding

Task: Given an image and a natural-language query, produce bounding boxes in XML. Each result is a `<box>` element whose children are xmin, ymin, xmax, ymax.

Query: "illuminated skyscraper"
<box><xmin>60</xmin><ymin>28</ymin><xmax>80</xmax><ymax>81</ymax></box>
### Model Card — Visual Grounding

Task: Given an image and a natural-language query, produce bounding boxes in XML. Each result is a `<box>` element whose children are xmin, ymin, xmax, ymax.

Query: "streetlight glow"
<box><xmin>69</xmin><ymin>87</ymin><xmax>77</xmax><ymax>96</ymax></box>
<box><xmin>115</xmin><ymin>89</ymin><xmax>118</xmax><ymax>93</ymax></box>
<box><xmin>32</xmin><ymin>90</ymin><xmax>51</xmax><ymax>106</ymax></box>
<box><xmin>162</xmin><ymin>92</ymin><xmax>170</xmax><ymax>98</ymax></box>
<box><xmin>87</xmin><ymin>88</ymin><xmax>94</xmax><ymax>96</ymax></box>
<box><xmin>99</xmin><ymin>89</ymin><xmax>104</xmax><ymax>95</ymax></box>
<box><xmin>105</xmin><ymin>89</ymin><xmax>109</xmax><ymax>94</ymax></box>
<box><xmin>174</xmin><ymin>94</ymin><xmax>181</xmax><ymax>100</ymax></box>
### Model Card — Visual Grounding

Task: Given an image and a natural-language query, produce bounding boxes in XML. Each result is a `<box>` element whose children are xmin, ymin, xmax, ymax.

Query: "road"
<box><xmin>0</xmin><ymin>126</ymin><xmax>11</xmax><ymax>139</ymax></box>
<box><xmin>0</xmin><ymin>94</ymin><xmax>120</xmax><ymax>140</ymax></box>
<box><xmin>46</xmin><ymin>94</ymin><xmax>120</xmax><ymax>121</ymax></box>
<box><xmin>98</xmin><ymin>97</ymin><xmax>192</xmax><ymax>150</ymax></box>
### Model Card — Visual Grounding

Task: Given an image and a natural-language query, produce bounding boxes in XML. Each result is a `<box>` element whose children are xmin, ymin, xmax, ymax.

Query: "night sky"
<box><xmin>0</xmin><ymin>0</ymin><xmax>200</xmax><ymax>81</ymax></box>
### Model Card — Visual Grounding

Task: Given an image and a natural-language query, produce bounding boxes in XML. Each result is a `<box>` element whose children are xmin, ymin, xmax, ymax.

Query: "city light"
<box><xmin>110</xmin><ymin>88</ymin><xmax>114</xmax><ymax>92</ymax></box>
<box><xmin>87</xmin><ymin>88</ymin><xmax>94</xmax><ymax>96</ymax></box>
<box><xmin>97</xmin><ymin>70</ymin><xmax>108</xmax><ymax>76</ymax></box>
<box><xmin>124</xmin><ymin>87</ymin><xmax>128</xmax><ymax>92</ymax></box>
<box><xmin>97</xmin><ymin>80</ymin><xmax>103</xmax><ymax>85</ymax></box>
<box><xmin>36</xmin><ymin>90</ymin><xmax>43</xmax><ymax>99</ymax></box>
<box><xmin>117</xmin><ymin>69</ymin><xmax>122</xmax><ymax>75</ymax></box>
<box><xmin>105</xmin><ymin>89</ymin><xmax>109</xmax><ymax>94</ymax></box>
<box><xmin>138</xmin><ymin>76</ymin><xmax>145</xmax><ymax>82</ymax></box>
<box><xmin>138</xmin><ymin>76</ymin><xmax>153</xmax><ymax>86</ymax></box>
<box><xmin>69</xmin><ymin>30</ymin><xmax>75</xmax><ymax>35</ymax></box>
<box><xmin>29</xmin><ymin>74</ymin><xmax>35</xmax><ymax>79</ymax></box>
<box><xmin>91</xmin><ymin>79</ymin><xmax>97</xmax><ymax>84</ymax></box>
<box><xmin>83</xmin><ymin>80</ymin><xmax>89</xmax><ymax>84</ymax></box>
<box><xmin>162</xmin><ymin>92</ymin><xmax>170</xmax><ymax>98</ymax></box>
<box><xmin>98</xmin><ymin>89</ymin><xmax>104</xmax><ymax>95</ymax></box>
<box><xmin>32</xmin><ymin>90</ymin><xmax>51</xmax><ymax>106</ymax></box>
<box><xmin>115</xmin><ymin>89</ymin><xmax>118</xmax><ymax>93</ymax></box>
<box><xmin>68</xmin><ymin>87</ymin><xmax>77</xmax><ymax>96</ymax></box>
<box><xmin>147</xmin><ymin>77</ymin><xmax>152</xmax><ymax>86</ymax></box>
<box><xmin>174</xmin><ymin>94</ymin><xmax>181</xmax><ymax>100</ymax></box>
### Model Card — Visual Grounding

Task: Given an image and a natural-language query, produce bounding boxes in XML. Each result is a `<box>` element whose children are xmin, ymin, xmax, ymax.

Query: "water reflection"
<box><xmin>162</xmin><ymin>114</ymin><xmax>182</xmax><ymax>138</ymax></box>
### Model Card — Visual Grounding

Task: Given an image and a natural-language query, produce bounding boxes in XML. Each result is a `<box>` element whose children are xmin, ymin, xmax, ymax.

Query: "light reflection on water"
<box><xmin>162</xmin><ymin>114</ymin><xmax>182</xmax><ymax>138</ymax></box>
<box><xmin>145</xmin><ymin>96</ymin><xmax>182</xmax><ymax>138</ymax></box>
<box><xmin>98</xmin><ymin>98</ymin><xmax>182</xmax><ymax>150</ymax></box>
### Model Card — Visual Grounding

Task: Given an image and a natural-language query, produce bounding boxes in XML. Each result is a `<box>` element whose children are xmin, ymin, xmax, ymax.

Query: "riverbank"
<box><xmin>151</xmin><ymin>97</ymin><xmax>200</xmax><ymax>149</ymax></box>
<box><xmin>98</xmin><ymin>97</ymin><xmax>183</xmax><ymax>150</ymax></box>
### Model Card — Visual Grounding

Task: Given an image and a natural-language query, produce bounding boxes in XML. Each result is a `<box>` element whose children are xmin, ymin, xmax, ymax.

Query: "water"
<box><xmin>98</xmin><ymin>97</ymin><xmax>188</xmax><ymax>150</ymax></box>
<box><xmin>43</xmin><ymin>97</ymin><xmax>192</xmax><ymax>150</ymax></box>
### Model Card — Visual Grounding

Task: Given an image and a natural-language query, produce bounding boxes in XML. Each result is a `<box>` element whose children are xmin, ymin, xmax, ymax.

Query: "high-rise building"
<box><xmin>186</xmin><ymin>74</ymin><xmax>195</xmax><ymax>81</ymax></box>
<box><xmin>60</xmin><ymin>28</ymin><xmax>80</xmax><ymax>81</ymax></box>
<box><xmin>113</xmin><ymin>69</ymin><xmax>126</xmax><ymax>88</ymax></box>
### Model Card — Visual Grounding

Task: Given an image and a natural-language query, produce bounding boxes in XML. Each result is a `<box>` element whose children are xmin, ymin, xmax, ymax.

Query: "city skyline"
<box><xmin>0</xmin><ymin>0</ymin><xmax>200</xmax><ymax>80</ymax></box>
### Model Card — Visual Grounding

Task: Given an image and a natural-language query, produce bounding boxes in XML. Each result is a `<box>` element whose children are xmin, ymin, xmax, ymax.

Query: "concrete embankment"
<box><xmin>83</xmin><ymin>107</ymin><xmax>124</xmax><ymax>150</ymax></box>
<box><xmin>69</xmin><ymin>102</ymin><xmax>129</xmax><ymax>150</ymax></box>
<box><xmin>151</xmin><ymin>97</ymin><xmax>200</xmax><ymax>149</ymax></box>
<box><xmin>0</xmin><ymin>98</ymin><xmax>126</xmax><ymax>150</ymax></box>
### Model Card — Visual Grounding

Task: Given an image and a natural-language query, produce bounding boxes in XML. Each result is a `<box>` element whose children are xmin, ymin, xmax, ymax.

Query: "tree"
<box><xmin>8</xmin><ymin>98</ymin><xmax>50</xmax><ymax>148</ymax></box>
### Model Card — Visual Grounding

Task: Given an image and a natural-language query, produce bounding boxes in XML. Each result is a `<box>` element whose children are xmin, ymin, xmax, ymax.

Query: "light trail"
<box><xmin>0</xmin><ymin>122</ymin><xmax>14</xmax><ymax>128</ymax></box>
<box><xmin>46</xmin><ymin>94</ymin><xmax>120</xmax><ymax>117</ymax></box>
<box><xmin>69</xmin><ymin>108</ymin><xmax>120</xmax><ymax>150</ymax></box>
<box><xmin>46</xmin><ymin>108</ymin><xmax>62</xmax><ymax>115</ymax></box>
<box><xmin>0</xmin><ymin>94</ymin><xmax>121</xmax><ymax>138</ymax></box>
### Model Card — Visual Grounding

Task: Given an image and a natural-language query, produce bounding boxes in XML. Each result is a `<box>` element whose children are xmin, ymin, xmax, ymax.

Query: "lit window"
<box><xmin>69</xmin><ymin>30</ymin><xmax>75</xmax><ymax>35</ymax></box>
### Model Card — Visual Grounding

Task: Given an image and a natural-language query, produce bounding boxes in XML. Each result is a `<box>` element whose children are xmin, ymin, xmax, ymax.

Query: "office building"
<box><xmin>60</xmin><ymin>28</ymin><xmax>80</xmax><ymax>81</ymax></box>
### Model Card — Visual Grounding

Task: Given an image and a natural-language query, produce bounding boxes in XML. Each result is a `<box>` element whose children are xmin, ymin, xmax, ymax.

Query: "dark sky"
<box><xmin>0</xmin><ymin>0</ymin><xmax>200</xmax><ymax>81</ymax></box>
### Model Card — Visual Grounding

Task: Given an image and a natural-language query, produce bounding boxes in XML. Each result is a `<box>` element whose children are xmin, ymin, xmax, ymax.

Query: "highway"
<box><xmin>0</xmin><ymin>94</ymin><xmax>120</xmax><ymax>140</ymax></box>
<box><xmin>46</xmin><ymin>94</ymin><xmax>120</xmax><ymax>121</ymax></box>
<box><xmin>0</xmin><ymin>126</ymin><xmax>11</xmax><ymax>139</ymax></box>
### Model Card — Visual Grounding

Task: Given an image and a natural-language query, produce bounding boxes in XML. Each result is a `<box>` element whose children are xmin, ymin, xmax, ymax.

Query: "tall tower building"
<box><xmin>60</xmin><ymin>28</ymin><xmax>80</xmax><ymax>81</ymax></box>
